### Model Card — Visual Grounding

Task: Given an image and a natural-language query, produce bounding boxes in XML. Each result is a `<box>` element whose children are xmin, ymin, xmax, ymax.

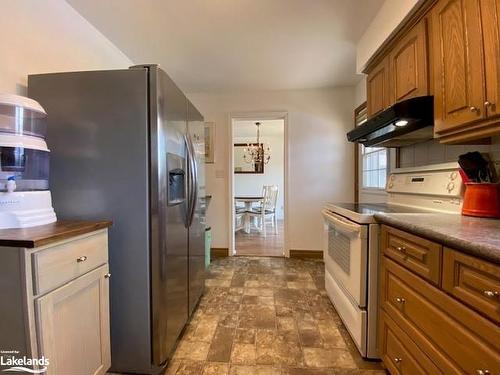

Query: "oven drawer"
<box><xmin>381</xmin><ymin>225</ymin><xmax>442</xmax><ymax>285</ymax></box>
<box><xmin>381</xmin><ymin>256</ymin><xmax>500</xmax><ymax>374</ymax></box>
<box><xmin>379</xmin><ymin>310</ymin><xmax>442</xmax><ymax>375</ymax></box>
<box><xmin>443</xmin><ymin>248</ymin><xmax>500</xmax><ymax>324</ymax></box>
<box><xmin>32</xmin><ymin>230</ymin><xmax>108</xmax><ymax>295</ymax></box>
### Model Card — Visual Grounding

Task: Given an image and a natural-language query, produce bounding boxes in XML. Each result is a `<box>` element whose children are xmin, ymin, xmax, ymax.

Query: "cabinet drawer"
<box><xmin>381</xmin><ymin>256</ymin><xmax>500</xmax><ymax>375</ymax></box>
<box><xmin>443</xmin><ymin>248</ymin><xmax>500</xmax><ymax>324</ymax></box>
<box><xmin>381</xmin><ymin>225</ymin><xmax>442</xmax><ymax>285</ymax></box>
<box><xmin>379</xmin><ymin>309</ymin><xmax>441</xmax><ymax>375</ymax></box>
<box><xmin>32</xmin><ymin>230</ymin><xmax>108</xmax><ymax>295</ymax></box>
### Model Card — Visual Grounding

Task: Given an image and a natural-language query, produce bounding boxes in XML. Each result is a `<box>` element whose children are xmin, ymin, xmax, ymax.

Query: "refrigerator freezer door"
<box><xmin>187</xmin><ymin>101</ymin><xmax>206</xmax><ymax>316</ymax></box>
<box><xmin>28</xmin><ymin>69</ymin><xmax>152</xmax><ymax>374</ymax></box>
<box><xmin>150</xmin><ymin>67</ymin><xmax>189</xmax><ymax>366</ymax></box>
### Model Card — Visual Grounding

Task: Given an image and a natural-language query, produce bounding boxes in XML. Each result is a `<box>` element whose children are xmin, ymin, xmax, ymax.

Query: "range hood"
<box><xmin>347</xmin><ymin>96</ymin><xmax>434</xmax><ymax>147</ymax></box>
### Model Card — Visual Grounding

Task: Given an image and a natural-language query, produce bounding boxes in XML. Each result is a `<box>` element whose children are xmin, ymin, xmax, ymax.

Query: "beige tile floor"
<box><xmin>166</xmin><ymin>257</ymin><xmax>385</xmax><ymax>375</ymax></box>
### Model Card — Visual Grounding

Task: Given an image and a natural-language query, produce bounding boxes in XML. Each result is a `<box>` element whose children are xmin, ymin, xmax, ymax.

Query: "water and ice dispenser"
<box><xmin>0</xmin><ymin>94</ymin><xmax>56</xmax><ymax>228</ymax></box>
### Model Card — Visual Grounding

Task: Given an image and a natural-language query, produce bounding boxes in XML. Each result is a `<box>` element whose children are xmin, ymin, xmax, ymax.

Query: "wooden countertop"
<box><xmin>0</xmin><ymin>220</ymin><xmax>112</xmax><ymax>248</ymax></box>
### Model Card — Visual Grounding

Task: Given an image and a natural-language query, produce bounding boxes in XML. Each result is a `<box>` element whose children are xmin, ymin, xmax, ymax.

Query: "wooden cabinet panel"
<box><xmin>481</xmin><ymin>0</ymin><xmax>500</xmax><ymax>119</ymax></box>
<box><xmin>367</xmin><ymin>57</ymin><xmax>390</xmax><ymax>118</ymax></box>
<box><xmin>379</xmin><ymin>310</ymin><xmax>442</xmax><ymax>375</ymax></box>
<box><xmin>389</xmin><ymin>19</ymin><xmax>429</xmax><ymax>103</ymax></box>
<box><xmin>432</xmin><ymin>0</ymin><xmax>486</xmax><ymax>133</ymax></box>
<box><xmin>32</xmin><ymin>231</ymin><xmax>108</xmax><ymax>295</ymax></box>
<box><xmin>381</xmin><ymin>225</ymin><xmax>442</xmax><ymax>285</ymax></box>
<box><xmin>442</xmin><ymin>247</ymin><xmax>500</xmax><ymax>324</ymax></box>
<box><xmin>36</xmin><ymin>265</ymin><xmax>111</xmax><ymax>375</ymax></box>
<box><xmin>381</xmin><ymin>256</ymin><xmax>500</xmax><ymax>375</ymax></box>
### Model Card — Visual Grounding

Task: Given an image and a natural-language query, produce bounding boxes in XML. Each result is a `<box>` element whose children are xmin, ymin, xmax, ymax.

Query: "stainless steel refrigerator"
<box><xmin>28</xmin><ymin>65</ymin><xmax>206</xmax><ymax>374</ymax></box>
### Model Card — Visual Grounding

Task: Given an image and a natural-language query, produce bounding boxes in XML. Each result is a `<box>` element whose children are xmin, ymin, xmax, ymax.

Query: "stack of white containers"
<box><xmin>0</xmin><ymin>94</ymin><xmax>56</xmax><ymax>228</ymax></box>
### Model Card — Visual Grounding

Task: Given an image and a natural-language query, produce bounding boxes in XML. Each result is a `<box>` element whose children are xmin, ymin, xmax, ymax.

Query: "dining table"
<box><xmin>234</xmin><ymin>196</ymin><xmax>263</xmax><ymax>233</ymax></box>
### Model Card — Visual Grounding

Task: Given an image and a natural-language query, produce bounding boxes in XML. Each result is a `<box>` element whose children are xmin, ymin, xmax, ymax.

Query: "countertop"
<box><xmin>374</xmin><ymin>213</ymin><xmax>500</xmax><ymax>264</ymax></box>
<box><xmin>0</xmin><ymin>220</ymin><xmax>112</xmax><ymax>248</ymax></box>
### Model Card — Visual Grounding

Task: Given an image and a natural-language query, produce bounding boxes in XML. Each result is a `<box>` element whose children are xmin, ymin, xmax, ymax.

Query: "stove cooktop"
<box><xmin>332</xmin><ymin>203</ymin><xmax>433</xmax><ymax>215</ymax></box>
<box><xmin>324</xmin><ymin>202</ymin><xmax>434</xmax><ymax>224</ymax></box>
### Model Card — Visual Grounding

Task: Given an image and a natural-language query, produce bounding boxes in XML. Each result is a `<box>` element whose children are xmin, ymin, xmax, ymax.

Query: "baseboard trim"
<box><xmin>289</xmin><ymin>249</ymin><xmax>323</xmax><ymax>259</ymax></box>
<box><xmin>211</xmin><ymin>247</ymin><xmax>229</xmax><ymax>258</ymax></box>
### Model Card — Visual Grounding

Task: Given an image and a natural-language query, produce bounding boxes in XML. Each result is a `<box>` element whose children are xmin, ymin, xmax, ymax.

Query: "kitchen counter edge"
<box><xmin>374</xmin><ymin>213</ymin><xmax>500</xmax><ymax>265</ymax></box>
<box><xmin>0</xmin><ymin>220</ymin><xmax>113</xmax><ymax>248</ymax></box>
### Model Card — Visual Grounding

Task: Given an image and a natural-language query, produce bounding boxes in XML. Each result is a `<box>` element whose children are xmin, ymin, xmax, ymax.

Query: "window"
<box><xmin>362</xmin><ymin>146</ymin><xmax>387</xmax><ymax>189</ymax></box>
<box><xmin>355</xmin><ymin>103</ymin><xmax>388</xmax><ymax>190</ymax></box>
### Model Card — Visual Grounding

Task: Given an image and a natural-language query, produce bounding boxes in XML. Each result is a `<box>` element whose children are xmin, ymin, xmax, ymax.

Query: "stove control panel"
<box><xmin>386</xmin><ymin>167</ymin><xmax>464</xmax><ymax>198</ymax></box>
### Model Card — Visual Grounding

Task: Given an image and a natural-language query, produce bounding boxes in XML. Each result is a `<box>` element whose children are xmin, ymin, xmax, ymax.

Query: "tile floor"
<box><xmin>166</xmin><ymin>256</ymin><xmax>385</xmax><ymax>375</ymax></box>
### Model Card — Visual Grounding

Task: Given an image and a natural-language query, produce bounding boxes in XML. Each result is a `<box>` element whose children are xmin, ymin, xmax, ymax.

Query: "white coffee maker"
<box><xmin>0</xmin><ymin>94</ymin><xmax>56</xmax><ymax>228</ymax></box>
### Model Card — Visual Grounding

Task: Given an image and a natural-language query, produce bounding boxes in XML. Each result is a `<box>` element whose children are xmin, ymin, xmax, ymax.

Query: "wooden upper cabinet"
<box><xmin>432</xmin><ymin>0</ymin><xmax>487</xmax><ymax>136</ymax></box>
<box><xmin>481</xmin><ymin>0</ymin><xmax>500</xmax><ymax>120</ymax></box>
<box><xmin>367</xmin><ymin>56</ymin><xmax>390</xmax><ymax>118</ymax></box>
<box><xmin>389</xmin><ymin>19</ymin><xmax>429</xmax><ymax>104</ymax></box>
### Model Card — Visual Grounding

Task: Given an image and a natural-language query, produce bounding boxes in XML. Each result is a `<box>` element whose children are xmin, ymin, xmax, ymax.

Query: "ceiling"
<box><xmin>67</xmin><ymin>0</ymin><xmax>384</xmax><ymax>93</ymax></box>
<box><xmin>234</xmin><ymin>119</ymin><xmax>284</xmax><ymax>138</ymax></box>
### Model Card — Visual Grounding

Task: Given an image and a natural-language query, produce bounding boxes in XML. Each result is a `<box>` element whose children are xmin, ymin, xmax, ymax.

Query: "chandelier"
<box><xmin>243</xmin><ymin>122</ymin><xmax>271</xmax><ymax>165</ymax></box>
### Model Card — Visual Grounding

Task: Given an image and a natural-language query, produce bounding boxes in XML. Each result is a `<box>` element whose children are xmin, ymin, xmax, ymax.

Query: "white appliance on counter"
<box><xmin>0</xmin><ymin>94</ymin><xmax>56</xmax><ymax>228</ymax></box>
<box><xmin>322</xmin><ymin>162</ymin><xmax>463</xmax><ymax>359</ymax></box>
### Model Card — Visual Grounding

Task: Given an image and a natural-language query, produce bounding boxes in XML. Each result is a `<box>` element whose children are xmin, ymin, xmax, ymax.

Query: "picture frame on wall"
<box><xmin>204</xmin><ymin>122</ymin><xmax>215</xmax><ymax>164</ymax></box>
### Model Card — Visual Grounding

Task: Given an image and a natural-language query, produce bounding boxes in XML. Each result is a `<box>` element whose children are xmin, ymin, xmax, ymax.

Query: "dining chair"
<box><xmin>235</xmin><ymin>211</ymin><xmax>245</xmax><ymax>232</ymax></box>
<box><xmin>247</xmin><ymin>185</ymin><xmax>278</xmax><ymax>237</ymax></box>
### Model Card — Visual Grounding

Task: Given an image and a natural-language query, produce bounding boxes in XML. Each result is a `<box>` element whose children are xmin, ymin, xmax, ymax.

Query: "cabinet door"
<box><xmin>432</xmin><ymin>0</ymin><xmax>485</xmax><ymax>134</ymax></box>
<box><xmin>389</xmin><ymin>19</ymin><xmax>429</xmax><ymax>104</ymax></box>
<box><xmin>36</xmin><ymin>265</ymin><xmax>111</xmax><ymax>375</ymax></box>
<box><xmin>481</xmin><ymin>0</ymin><xmax>500</xmax><ymax>119</ymax></box>
<box><xmin>367</xmin><ymin>56</ymin><xmax>390</xmax><ymax>118</ymax></box>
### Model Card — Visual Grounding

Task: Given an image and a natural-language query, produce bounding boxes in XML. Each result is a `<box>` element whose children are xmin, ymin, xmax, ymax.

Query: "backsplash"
<box><xmin>399</xmin><ymin>136</ymin><xmax>500</xmax><ymax>175</ymax></box>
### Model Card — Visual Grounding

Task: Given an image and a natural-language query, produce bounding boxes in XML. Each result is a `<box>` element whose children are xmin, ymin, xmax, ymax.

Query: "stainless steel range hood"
<box><xmin>347</xmin><ymin>96</ymin><xmax>434</xmax><ymax>147</ymax></box>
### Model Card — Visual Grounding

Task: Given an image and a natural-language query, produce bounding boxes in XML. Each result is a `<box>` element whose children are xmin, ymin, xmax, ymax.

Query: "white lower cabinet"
<box><xmin>0</xmin><ymin>226</ymin><xmax>111</xmax><ymax>375</ymax></box>
<box><xmin>36</xmin><ymin>264</ymin><xmax>111</xmax><ymax>375</ymax></box>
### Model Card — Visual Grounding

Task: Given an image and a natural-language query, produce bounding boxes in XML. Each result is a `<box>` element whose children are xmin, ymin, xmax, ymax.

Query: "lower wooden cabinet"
<box><xmin>380</xmin><ymin>225</ymin><xmax>500</xmax><ymax>375</ymax></box>
<box><xmin>0</xmin><ymin>228</ymin><xmax>111</xmax><ymax>375</ymax></box>
<box><xmin>36</xmin><ymin>265</ymin><xmax>111</xmax><ymax>375</ymax></box>
<box><xmin>379</xmin><ymin>310</ymin><xmax>442</xmax><ymax>375</ymax></box>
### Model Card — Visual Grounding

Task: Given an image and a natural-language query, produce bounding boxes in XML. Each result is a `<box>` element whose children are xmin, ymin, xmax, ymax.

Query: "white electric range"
<box><xmin>322</xmin><ymin>162</ymin><xmax>464</xmax><ymax>359</ymax></box>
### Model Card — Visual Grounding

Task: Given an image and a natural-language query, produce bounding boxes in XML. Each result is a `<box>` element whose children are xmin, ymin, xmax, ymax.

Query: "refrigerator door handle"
<box><xmin>186</xmin><ymin>134</ymin><xmax>198</xmax><ymax>227</ymax></box>
<box><xmin>184</xmin><ymin>134</ymin><xmax>193</xmax><ymax>228</ymax></box>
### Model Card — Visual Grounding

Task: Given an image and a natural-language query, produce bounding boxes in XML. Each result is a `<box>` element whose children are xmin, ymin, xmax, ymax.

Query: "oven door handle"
<box><xmin>322</xmin><ymin>209</ymin><xmax>364</xmax><ymax>238</ymax></box>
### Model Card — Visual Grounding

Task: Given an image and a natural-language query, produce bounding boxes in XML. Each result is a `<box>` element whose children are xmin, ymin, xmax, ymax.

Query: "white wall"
<box><xmin>188</xmin><ymin>87</ymin><xmax>356</xmax><ymax>251</ymax></box>
<box><xmin>356</xmin><ymin>0</ymin><xmax>420</xmax><ymax>72</ymax></box>
<box><xmin>0</xmin><ymin>0</ymin><xmax>132</xmax><ymax>95</ymax></box>
<box><xmin>234</xmin><ymin>132</ymin><xmax>285</xmax><ymax>219</ymax></box>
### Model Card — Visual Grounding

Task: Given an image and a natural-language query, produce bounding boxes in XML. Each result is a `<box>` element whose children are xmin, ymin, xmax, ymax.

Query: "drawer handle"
<box><xmin>476</xmin><ymin>370</ymin><xmax>490</xmax><ymax>375</ymax></box>
<box><xmin>483</xmin><ymin>290</ymin><xmax>499</xmax><ymax>299</ymax></box>
<box><xmin>396</xmin><ymin>246</ymin><xmax>406</xmax><ymax>253</ymax></box>
<box><xmin>395</xmin><ymin>297</ymin><xmax>406</xmax><ymax>304</ymax></box>
<box><xmin>394</xmin><ymin>357</ymin><xmax>402</xmax><ymax>364</ymax></box>
<box><xmin>76</xmin><ymin>256</ymin><xmax>88</xmax><ymax>263</ymax></box>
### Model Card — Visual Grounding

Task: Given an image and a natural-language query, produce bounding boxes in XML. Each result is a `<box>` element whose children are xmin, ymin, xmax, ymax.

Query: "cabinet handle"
<box><xmin>476</xmin><ymin>370</ymin><xmax>490</xmax><ymax>375</ymax></box>
<box><xmin>76</xmin><ymin>256</ymin><xmax>87</xmax><ymax>263</ymax></box>
<box><xmin>395</xmin><ymin>297</ymin><xmax>406</xmax><ymax>304</ymax></box>
<box><xmin>483</xmin><ymin>290</ymin><xmax>499</xmax><ymax>299</ymax></box>
<box><xmin>396</xmin><ymin>246</ymin><xmax>406</xmax><ymax>252</ymax></box>
<box><xmin>484</xmin><ymin>101</ymin><xmax>493</xmax><ymax>108</ymax></box>
<box><xmin>104</xmin><ymin>273</ymin><xmax>111</xmax><ymax>279</ymax></box>
<box><xmin>469</xmin><ymin>106</ymin><xmax>479</xmax><ymax>112</ymax></box>
<box><xmin>394</xmin><ymin>357</ymin><xmax>402</xmax><ymax>364</ymax></box>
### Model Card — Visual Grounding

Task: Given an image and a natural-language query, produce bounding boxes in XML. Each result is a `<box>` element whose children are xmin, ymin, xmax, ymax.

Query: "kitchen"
<box><xmin>0</xmin><ymin>0</ymin><xmax>499</xmax><ymax>374</ymax></box>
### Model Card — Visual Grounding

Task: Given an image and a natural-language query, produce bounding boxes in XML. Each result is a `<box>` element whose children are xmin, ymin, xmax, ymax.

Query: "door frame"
<box><xmin>228</xmin><ymin>111</ymin><xmax>289</xmax><ymax>257</ymax></box>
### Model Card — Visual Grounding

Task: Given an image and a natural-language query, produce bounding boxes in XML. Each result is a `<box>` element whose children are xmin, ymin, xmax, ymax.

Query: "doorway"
<box><xmin>229</xmin><ymin>113</ymin><xmax>288</xmax><ymax>257</ymax></box>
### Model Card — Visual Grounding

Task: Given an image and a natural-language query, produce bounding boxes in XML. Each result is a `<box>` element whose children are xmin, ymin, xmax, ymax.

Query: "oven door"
<box><xmin>322</xmin><ymin>209</ymin><xmax>368</xmax><ymax>308</ymax></box>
